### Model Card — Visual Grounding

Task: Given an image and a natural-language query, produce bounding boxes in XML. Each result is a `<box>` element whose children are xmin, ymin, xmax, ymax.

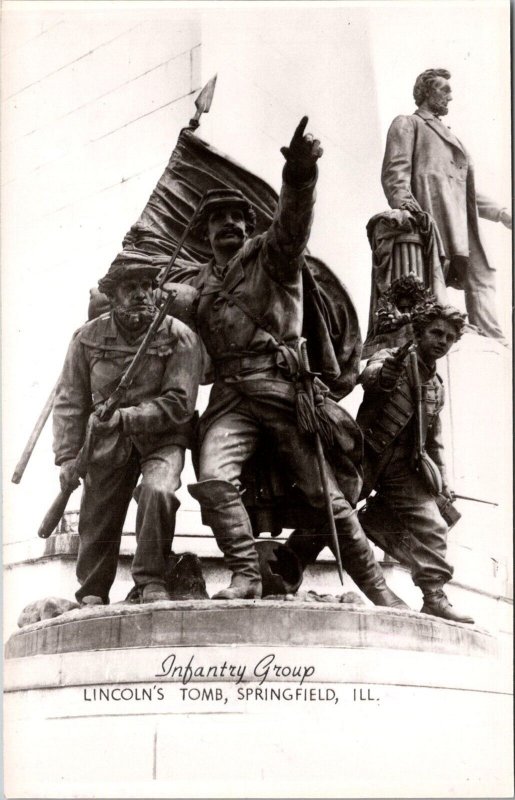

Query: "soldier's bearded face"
<box><xmin>417</xmin><ymin>319</ymin><xmax>457</xmax><ymax>362</ymax></box>
<box><xmin>207</xmin><ymin>206</ymin><xmax>246</xmax><ymax>252</ymax></box>
<box><xmin>112</xmin><ymin>277</ymin><xmax>155</xmax><ymax>330</ymax></box>
<box><xmin>427</xmin><ymin>78</ymin><xmax>452</xmax><ymax>117</ymax></box>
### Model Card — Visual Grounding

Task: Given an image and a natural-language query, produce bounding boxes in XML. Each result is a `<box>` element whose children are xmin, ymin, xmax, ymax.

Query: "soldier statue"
<box><xmin>381</xmin><ymin>68</ymin><xmax>511</xmax><ymax>343</ymax></box>
<box><xmin>173</xmin><ymin>117</ymin><xmax>406</xmax><ymax>607</ymax></box>
<box><xmin>356</xmin><ymin>301</ymin><xmax>474</xmax><ymax>623</ymax></box>
<box><xmin>53</xmin><ymin>251</ymin><xmax>202</xmax><ymax>605</ymax></box>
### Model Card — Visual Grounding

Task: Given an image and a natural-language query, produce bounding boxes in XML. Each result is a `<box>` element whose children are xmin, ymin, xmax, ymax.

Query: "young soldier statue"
<box><xmin>53</xmin><ymin>251</ymin><xmax>201</xmax><ymax>605</ymax></box>
<box><xmin>356</xmin><ymin>302</ymin><xmax>474</xmax><ymax>623</ymax></box>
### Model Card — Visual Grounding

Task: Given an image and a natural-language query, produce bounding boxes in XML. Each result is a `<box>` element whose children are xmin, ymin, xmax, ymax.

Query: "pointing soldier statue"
<box><xmin>163</xmin><ymin>117</ymin><xmax>405</xmax><ymax>606</ymax></box>
<box><xmin>53</xmin><ymin>251</ymin><xmax>202</xmax><ymax>605</ymax></box>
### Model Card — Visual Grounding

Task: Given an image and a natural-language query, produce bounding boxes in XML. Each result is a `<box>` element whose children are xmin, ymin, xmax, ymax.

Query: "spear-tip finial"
<box><xmin>189</xmin><ymin>74</ymin><xmax>217</xmax><ymax>130</ymax></box>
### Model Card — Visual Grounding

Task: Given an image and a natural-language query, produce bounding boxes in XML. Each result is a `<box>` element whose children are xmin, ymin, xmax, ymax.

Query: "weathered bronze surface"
<box><xmin>52</xmin><ymin>263</ymin><xmax>202</xmax><ymax>605</ymax></box>
<box><xmin>381</xmin><ymin>68</ymin><xmax>511</xmax><ymax>343</ymax></box>
<box><xmin>357</xmin><ymin>301</ymin><xmax>474</xmax><ymax>623</ymax></box>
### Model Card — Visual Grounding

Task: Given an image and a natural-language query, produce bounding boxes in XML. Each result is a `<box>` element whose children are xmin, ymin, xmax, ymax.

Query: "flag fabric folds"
<box><xmin>120</xmin><ymin>126</ymin><xmax>362</xmax><ymax>400</ymax></box>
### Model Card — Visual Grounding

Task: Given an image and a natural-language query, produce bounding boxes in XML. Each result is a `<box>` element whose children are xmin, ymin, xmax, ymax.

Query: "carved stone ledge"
<box><xmin>5</xmin><ymin>599</ymin><xmax>496</xmax><ymax>661</ymax></box>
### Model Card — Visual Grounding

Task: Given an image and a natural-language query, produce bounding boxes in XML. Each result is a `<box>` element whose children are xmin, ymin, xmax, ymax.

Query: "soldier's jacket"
<box><xmin>357</xmin><ymin>347</ymin><xmax>446</xmax><ymax>495</ymax></box>
<box><xmin>189</xmin><ymin>168</ymin><xmax>320</xmax><ymax>436</ymax></box>
<box><xmin>53</xmin><ymin>312</ymin><xmax>202</xmax><ymax>467</ymax></box>
<box><xmin>198</xmin><ymin>170</ymin><xmax>314</xmax><ymax>348</ymax></box>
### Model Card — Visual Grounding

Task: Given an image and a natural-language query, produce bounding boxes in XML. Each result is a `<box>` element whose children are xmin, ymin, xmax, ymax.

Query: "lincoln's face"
<box><xmin>207</xmin><ymin>205</ymin><xmax>247</xmax><ymax>252</ymax></box>
<box><xmin>427</xmin><ymin>77</ymin><xmax>452</xmax><ymax>117</ymax></box>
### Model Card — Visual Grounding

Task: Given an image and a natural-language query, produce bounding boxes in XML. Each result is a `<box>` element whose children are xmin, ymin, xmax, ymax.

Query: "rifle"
<box><xmin>409</xmin><ymin>347</ymin><xmax>443</xmax><ymax>496</ymax></box>
<box><xmin>12</xmin><ymin>76</ymin><xmax>218</xmax><ymax>487</ymax></box>
<box><xmin>38</xmin><ymin>193</ymin><xmax>206</xmax><ymax>539</ymax></box>
<box><xmin>11</xmin><ymin>379</ymin><xmax>60</xmax><ymax>484</ymax></box>
<box><xmin>297</xmin><ymin>339</ymin><xmax>344</xmax><ymax>585</ymax></box>
<box><xmin>391</xmin><ymin>338</ymin><xmax>414</xmax><ymax>364</ymax></box>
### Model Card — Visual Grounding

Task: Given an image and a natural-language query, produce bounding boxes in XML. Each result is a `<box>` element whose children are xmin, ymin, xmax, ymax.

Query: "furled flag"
<box><xmin>119</xmin><ymin>126</ymin><xmax>362</xmax><ymax>400</ymax></box>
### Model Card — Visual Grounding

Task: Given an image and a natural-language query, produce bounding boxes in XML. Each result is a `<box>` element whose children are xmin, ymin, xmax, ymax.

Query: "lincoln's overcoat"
<box><xmin>381</xmin><ymin>108</ymin><xmax>504</xmax><ymax>290</ymax></box>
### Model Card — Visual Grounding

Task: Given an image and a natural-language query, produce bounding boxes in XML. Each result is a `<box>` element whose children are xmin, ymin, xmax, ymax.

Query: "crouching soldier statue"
<box><xmin>53</xmin><ymin>251</ymin><xmax>202</xmax><ymax>605</ymax></box>
<box><xmin>184</xmin><ymin>117</ymin><xmax>404</xmax><ymax>606</ymax></box>
<box><xmin>356</xmin><ymin>302</ymin><xmax>474</xmax><ymax>623</ymax></box>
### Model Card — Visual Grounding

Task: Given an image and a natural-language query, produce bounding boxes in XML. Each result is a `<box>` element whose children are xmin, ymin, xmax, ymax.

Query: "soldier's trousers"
<box><xmin>199</xmin><ymin>400</ymin><xmax>354</xmax><ymax>519</ymax></box>
<box><xmin>364</xmin><ymin>455</ymin><xmax>453</xmax><ymax>588</ymax></box>
<box><xmin>76</xmin><ymin>444</ymin><xmax>184</xmax><ymax>602</ymax></box>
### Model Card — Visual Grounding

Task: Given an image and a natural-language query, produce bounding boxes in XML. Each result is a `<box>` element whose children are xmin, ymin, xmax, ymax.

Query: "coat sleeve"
<box><xmin>381</xmin><ymin>115</ymin><xmax>418</xmax><ymax>209</ymax></box>
<box><xmin>359</xmin><ymin>348</ymin><xmax>396</xmax><ymax>392</ymax></box>
<box><xmin>476</xmin><ymin>192</ymin><xmax>506</xmax><ymax>222</ymax></box>
<box><xmin>263</xmin><ymin>167</ymin><xmax>317</xmax><ymax>283</ymax></box>
<box><xmin>53</xmin><ymin>332</ymin><xmax>92</xmax><ymax>466</ymax></box>
<box><xmin>119</xmin><ymin>320</ymin><xmax>201</xmax><ymax>436</ymax></box>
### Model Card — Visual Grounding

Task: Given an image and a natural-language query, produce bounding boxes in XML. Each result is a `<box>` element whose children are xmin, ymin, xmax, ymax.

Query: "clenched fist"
<box><xmin>59</xmin><ymin>460</ymin><xmax>80</xmax><ymax>492</ymax></box>
<box><xmin>90</xmin><ymin>409</ymin><xmax>122</xmax><ymax>437</ymax></box>
<box><xmin>499</xmin><ymin>209</ymin><xmax>512</xmax><ymax>230</ymax></box>
<box><xmin>379</xmin><ymin>354</ymin><xmax>405</xmax><ymax>390</ymax></box>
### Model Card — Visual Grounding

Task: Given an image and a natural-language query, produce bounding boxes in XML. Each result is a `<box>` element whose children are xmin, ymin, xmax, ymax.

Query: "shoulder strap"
<box><xmin>217</xmin><ymin>289</ymin><xmax>287</xmax><ymax>348</ymax></box>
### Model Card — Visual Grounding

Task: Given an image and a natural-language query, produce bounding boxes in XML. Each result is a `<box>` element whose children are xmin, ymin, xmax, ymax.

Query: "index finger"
<box><xmin>292</xmin><ymin>115</ymin><xmax>309</xmax><ymax>141</ymax></box>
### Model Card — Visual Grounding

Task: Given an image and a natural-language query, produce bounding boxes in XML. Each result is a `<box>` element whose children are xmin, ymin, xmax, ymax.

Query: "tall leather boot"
<box><xmin>188</xmin><ymin>479</ymin><xmax>262</xmax><ymax>600</ymax></box>
<box><xmin>331</xmin><ymin>514</ymin><xmax>408</xmax><ymax>608</ymax></box>
<box><xmin>420</xmin><ymin>585</ymin><xmax>474</xmax><ymax>624</ymax></box>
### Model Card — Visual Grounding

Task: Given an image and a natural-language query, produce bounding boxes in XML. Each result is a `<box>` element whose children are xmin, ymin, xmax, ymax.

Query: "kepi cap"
<box><xmin>98</xmin><ymin>250</ymin><xmax>162</xmax><ymax>295</ymax></box>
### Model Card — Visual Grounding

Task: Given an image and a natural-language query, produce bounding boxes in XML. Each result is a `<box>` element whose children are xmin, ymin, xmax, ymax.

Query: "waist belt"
<box><xmin>215</xmin><ymin>353</ymin><xmax>279</xmax><ymax>378</ymax></box>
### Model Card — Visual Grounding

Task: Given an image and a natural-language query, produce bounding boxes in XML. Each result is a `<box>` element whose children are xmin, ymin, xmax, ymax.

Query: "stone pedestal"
<box><xmin>4</xmin><ymin>601</ymin><xmax>512</xmax><ymax>798</ymax></box>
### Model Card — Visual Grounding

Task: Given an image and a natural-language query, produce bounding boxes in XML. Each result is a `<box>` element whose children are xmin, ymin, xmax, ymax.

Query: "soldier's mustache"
<box><xmin>216</xmin><ymin>226</ymin><xmax>244</xmax><ymax>240</ymax></box>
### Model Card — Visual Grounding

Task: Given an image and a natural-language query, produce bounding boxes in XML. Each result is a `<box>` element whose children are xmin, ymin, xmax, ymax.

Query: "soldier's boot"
<box><xmin>331</xmin><ymin>514</ymin><xmax>409</xmax><ymax>609</ymax></box>
<box><xmin>420</xmin><ymin>586</ymin><xmax>474</xmax><ymax>624</ymax></box>
<box><xmin>141</xmin><ymin>583</ymin><xmax>170</xmax><ymax>603</ymax></box>
<box><xmin>188</xmin><ymin>479</ymin><xmax>262</xmax><ymax>600</ymax></box>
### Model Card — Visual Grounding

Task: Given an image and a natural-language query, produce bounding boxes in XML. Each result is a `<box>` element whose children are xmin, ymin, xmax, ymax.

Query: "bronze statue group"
<box><xmin>52</xmin><ymin>69</ymin><xmax>511</xmax><ymax>625</ymax></box>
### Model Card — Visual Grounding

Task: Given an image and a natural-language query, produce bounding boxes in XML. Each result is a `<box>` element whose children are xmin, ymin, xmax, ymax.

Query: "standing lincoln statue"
<box><xmin>381</xmin><ymin>68</ymin><xmax>511</xmax><ymax>343</ymax></box>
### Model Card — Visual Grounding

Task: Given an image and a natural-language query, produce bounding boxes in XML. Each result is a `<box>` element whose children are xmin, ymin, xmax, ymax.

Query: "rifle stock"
<box><xmin>409</xmin><ymin>349</ymin><xmax>443</xmax><ymax>496</ymax></box>
<box><xmin>38</xmin><ymin>485</ymin><xmax>75</xmax><ymax>539</ymax></box>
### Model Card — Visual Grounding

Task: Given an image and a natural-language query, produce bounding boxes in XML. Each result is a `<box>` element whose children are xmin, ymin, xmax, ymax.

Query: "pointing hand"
<box><xmin>281</xmin><ymin>116</ymin><xmax>323</xmax><ymax>181</ymax></box>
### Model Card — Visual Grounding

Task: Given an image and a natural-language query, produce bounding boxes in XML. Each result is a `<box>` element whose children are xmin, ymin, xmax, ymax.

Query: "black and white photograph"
<box><xmin>2</xmin><ymin>1</ymin><xmax>512</xmax><ymax>797</ymax></box>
